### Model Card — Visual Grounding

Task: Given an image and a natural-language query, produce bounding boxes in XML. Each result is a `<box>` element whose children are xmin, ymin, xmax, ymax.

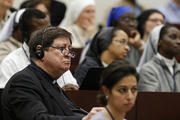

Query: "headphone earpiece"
<box><xmin>35</xmin><ymin>27</ymin><xmax>47</xmax><ymax>59</ymax></box>
<box><xmin>35</xmin><ymin>49</ymin><xmax>44</xmax><ymax>59</ymax></box>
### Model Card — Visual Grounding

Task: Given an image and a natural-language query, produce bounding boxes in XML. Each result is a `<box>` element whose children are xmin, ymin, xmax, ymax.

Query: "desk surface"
<box><xmin>0</xmin><ymin>89</ymin><xmax>180</xmax><ymax>120</ymax></box>
<box><xmin>137</xmin><ymin>92</ymin><xmax>180</xmax><ymax>120</ymax></box>
<box><xmin>66</xmin><ymin>90</ymin><xmax>180</xmax><ymax>120</ymax></box>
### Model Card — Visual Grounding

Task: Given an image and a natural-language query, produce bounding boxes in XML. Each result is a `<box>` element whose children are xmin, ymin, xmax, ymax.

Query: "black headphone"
<box><xmin>35</xmin><ymin>28</ymin><xmax>47</xmax><ymax>59</ymax></box>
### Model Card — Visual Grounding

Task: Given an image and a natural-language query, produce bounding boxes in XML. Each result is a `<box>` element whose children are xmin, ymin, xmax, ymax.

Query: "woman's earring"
<box><xmin>106</xmin><ymin>96</ymin><xmax>108</xmax><ymax>100</ymax></box>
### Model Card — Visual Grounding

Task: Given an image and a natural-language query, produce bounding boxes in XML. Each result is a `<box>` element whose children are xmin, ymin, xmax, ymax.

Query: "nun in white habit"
<box><xmin>0</xmin><ymin>9</ymin><xmax>25</xmax><ymax>63</ymax></box>
<box><xmin>60</xmin><ymin>0</ymin><xmax>96</xmax><ymax>48</ymax></box>
<box><xmin>136</xmin><ymin>25</ymin><xmax>164</xmax><ymax>72</ymax></box>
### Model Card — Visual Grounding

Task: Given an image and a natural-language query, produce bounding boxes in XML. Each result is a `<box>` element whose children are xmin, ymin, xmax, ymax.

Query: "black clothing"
<box><xmin>74</xmin><ymin>56</ymin><xmax>103</xmax><ymax>86</ymax></box>
<box><xmin>1</xmin><ymin>63</ymin><xmax>87</xmax><ymax>120</ymax></box>
<box><xmin>50</xmin><ymin>0</ymin><xmax>66</xmax><ymax>26</ymax></box>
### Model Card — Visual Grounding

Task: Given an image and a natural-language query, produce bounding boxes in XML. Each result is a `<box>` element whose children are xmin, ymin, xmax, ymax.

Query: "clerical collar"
<box><xmin>101</xmin><ymin>61</ymin><xmax>108</xmax><ymax>67</ymax></box>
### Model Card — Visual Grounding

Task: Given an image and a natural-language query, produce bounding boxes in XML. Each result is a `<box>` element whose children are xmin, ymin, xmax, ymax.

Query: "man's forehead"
<box><xmin>53</xmin><ymin>37</ymin><xmax>71</xmax><ymax>45</ymax></box>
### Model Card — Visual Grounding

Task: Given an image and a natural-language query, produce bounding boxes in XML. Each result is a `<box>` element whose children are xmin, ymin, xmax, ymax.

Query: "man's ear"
<box><xmin>36</xmin><ymin>45</ymin><xmax>43</xmax><ymax>50</ymax></box>
<box><xmin>35</xmin><ymin>45</ymin><xmax>44</xmax><ymax>59</ymax></box>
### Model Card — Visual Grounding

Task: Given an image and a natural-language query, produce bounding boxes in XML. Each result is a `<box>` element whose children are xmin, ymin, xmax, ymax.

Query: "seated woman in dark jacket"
<box><xmin>74</xmin><ymin>27</ymin><xmax>129</xmax><ymax>86</ymax></box>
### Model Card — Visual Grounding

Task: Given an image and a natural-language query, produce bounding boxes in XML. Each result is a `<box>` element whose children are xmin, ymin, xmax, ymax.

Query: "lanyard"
<box><xmin>105</xmin><ymin>106</ymin><xmax>115</xmax><ymax>120</ymax></box>
<box><xmin>22</xmin><ymin>46</ymin><xmax>30</xmax><ymax>61</ymax></box>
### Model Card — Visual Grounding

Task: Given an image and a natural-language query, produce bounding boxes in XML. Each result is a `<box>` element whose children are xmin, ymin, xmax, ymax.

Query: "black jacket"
<box><xmin>74</xmin><ymin>56</ymin><xmax>104</xmax><ymax>86</ymax></box>
<box><xmin>1</xmin><ymin>64</ymin><xmax>87</xmax><ymax>120</ymax></box>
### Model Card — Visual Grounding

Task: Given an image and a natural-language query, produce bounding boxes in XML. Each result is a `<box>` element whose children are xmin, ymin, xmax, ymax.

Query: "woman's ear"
<box><xmin>101</xmin><ymin>85</ymin><xmax>110</xmax><ymax>97</ymax></box>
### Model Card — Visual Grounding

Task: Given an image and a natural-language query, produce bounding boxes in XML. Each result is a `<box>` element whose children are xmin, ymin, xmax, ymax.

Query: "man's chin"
<box><xmin>63</xmin><ymin>66</ymin><xmax>70</xmax><ymax>71</ymax></box>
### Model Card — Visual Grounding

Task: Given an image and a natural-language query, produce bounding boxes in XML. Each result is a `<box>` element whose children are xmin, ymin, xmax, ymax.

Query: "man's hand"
<box><xmin>82</xmin><ymin>107</ymin><xmax>104</xmax><ymax>120</ymax></box>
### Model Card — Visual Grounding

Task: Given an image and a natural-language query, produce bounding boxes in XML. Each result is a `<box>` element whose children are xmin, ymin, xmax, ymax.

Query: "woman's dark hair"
<box><xmin>97</xmin><ymin>60</ymin><xmax>139</xmax><ymax>105</ymax></box>
<box><xmin>137</xmin><ymin>9</ymin><xmax>164</xmax><ymax>38</ymax></box>
<box><xmin>29</xmin><ymin>26</ymin><xmax>72</xmax><ymax>60</ymax></box>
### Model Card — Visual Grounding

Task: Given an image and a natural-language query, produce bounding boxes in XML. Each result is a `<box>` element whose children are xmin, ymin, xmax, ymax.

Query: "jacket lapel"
<box><xmin>31</xmin><ymin>67</ymin><xmax>73</xmax><ymax>115</ymax></box>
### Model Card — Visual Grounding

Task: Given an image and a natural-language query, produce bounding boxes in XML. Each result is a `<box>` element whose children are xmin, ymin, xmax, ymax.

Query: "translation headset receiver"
<box><xmin>35</xmin><ymin>28</ymin><xmax>47</xmax><ymax>59</ymax></box>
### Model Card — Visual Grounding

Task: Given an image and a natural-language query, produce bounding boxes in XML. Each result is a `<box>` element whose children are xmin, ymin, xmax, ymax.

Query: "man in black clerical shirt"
<box><xmin>1</xmin><ymin>26</ymin><xmax>102</xmax><ymax>120</ymax></box>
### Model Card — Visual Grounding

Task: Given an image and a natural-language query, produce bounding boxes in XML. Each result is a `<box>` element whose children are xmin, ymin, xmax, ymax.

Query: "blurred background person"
<box><xmin>138</xmin><ymin>25</ymin><xmax>180</xmax><ymax>92</ymax></box>
<box><xmin>107</xmin><ymin>6</ymin><xmax>143</xmax><ymax>66</ymax></box>
<box><xmin>90</xmin><ymin>60</ymin><xmax>138</xmax><ymax>120</ymax></box>
<box><xmin>20</xmin><ymin>0</ymin><xmax>50</xmax><ymax>22</ymax></box>
<box><xmin>19</xmin><ymin>0</ymin><xmax>66</xmax><ymax>26</ymax></box>
<box><xmin>0</xmin><ymin>0</ymin><xmax>50</xmax><ymax>43</ymax></box>
<box><xmin>0</xmin><ymin>0</ymin><xmax>50</xmax><ymax>62</ymax></box>
<box><xmin>137</xmin><ymin>9</ymin><xmax>165</xmax><ymax>43</ymax></box>
<box><xmin>44</xmin><ymin>0</ymin><xmax>66</xmax><ymax>26</ymax></box>
<box><xmin>159</xmin><ymin>0</ymin><xmax>180</xmax><ymax>24</ymax></box>
<box><xmin>20</xmin><ymin>0</ymin><xmax>66</xmax><ymax>26</ymax></box>
<box><xmin>137</xmin><ymin>25</ymin><xmax>164</xmax><ymax>72</ymax></box>
<box><xmin>0</xmin><ymin>0</ymin><xmax>14</xmax><ymax>31</ymax></box>
<box><xmin>60</xmin><ymin>0</ymin><xmax>96</xmax><ymax>48</ymax></box>
<box><xmin>74</xmin><ymin>27</ymin><xmax>129</xmax><ymax>86</ymax></box>
<box><xmin>102</xmin><ymin>0</ymin><xmax>144</xmax><ymax>27</ymax></box>
<box><xmin>112</xmin><ymin>0</ymin><xmax>144</xmax><ymax>17</ymax></box>
<box><xmin>0</xmin><ymin>9</ymin><xmax>25</xmax><ymax>63</ymax></box>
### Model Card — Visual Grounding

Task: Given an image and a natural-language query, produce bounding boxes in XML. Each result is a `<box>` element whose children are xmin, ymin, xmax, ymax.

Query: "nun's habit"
<box><xmin>74</xmin><ymin>27</ymin><xmax>114</xmax><ymax>86</ymax></box>
<box><xmin>107</xmin><ymin>6</ymin><xmax>133</xmax><ymax>27</ymax></box>
<box><xmin>0</xmin><ymin>9</ymin><xmax>26</xmax><ymax>42</ymax></box>
<box><xmin>60</xmin><ymin>0</ymin><xmax>96</xmax><ymax>48</ymax></box>
<box><xmin>137</xmin><ymin>25</ymin><xmax>164</xmax><ymax>72</ymax></box>
<box><xmin>0</xmin><ymin>9</ymin><xmax>25</xmax><ymax>63</ymax></box>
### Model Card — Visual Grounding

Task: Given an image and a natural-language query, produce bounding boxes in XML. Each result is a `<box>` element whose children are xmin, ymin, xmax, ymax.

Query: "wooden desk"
<box><xmin>137</xmin><ymin>92</ymin><xmax>180</xmax><ymax>120</ymax></box>
<box><xmin>66</xmin><ymin>90</ymin><xmax>180</xmax><ymax>120</ymax></box>
<box><xmin>66</xmin><ymin>90</ymin><xmax>136</xmax><ymax>120</ymax></box>
<box><xmin>1</xmin><ymin>89</ymin><xmax>180</xmax><ymax>120</ymax></box>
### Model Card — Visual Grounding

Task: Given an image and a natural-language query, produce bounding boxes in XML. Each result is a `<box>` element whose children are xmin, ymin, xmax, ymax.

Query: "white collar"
<box><xmin>157</xmin><ymin>53</ymin><xmax>175</xmax><ymax>67</ymax></box>
<box><xmin>101</xmin><ymin>61</ymin><xmax>108</xmax><ymax>67</ymax></box>
<box><xmin>157</xmin><ymin>53</ymin><xmax>175</xmax><ymax>75</ymax></box>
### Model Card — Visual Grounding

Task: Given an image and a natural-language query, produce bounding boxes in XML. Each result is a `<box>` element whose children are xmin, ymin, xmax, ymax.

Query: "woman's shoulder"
<box><xmin>90</xmin><ymin>111</ymin><xmax>108</xmax><ymax>120</ymax></box>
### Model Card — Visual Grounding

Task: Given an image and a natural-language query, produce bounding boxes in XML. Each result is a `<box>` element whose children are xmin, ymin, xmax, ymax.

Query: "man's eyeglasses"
<box><xmin>49</xmin><ymin>46</ymin><xmax>76</xmax><ymax>58</ymax></box>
